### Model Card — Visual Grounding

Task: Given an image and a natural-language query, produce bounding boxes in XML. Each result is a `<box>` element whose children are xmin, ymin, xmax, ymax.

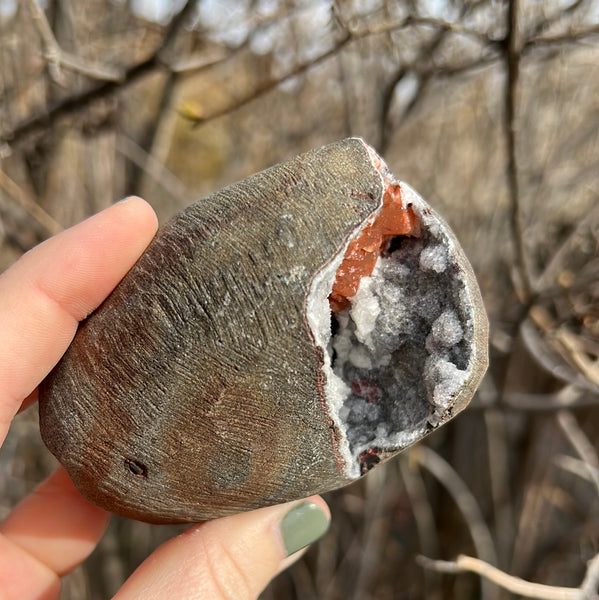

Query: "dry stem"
<box><xmin>556</xmin><ymin>410</ymin><xmax>599</xmax><ymax>498</ymax></box>
<box><xmin>418</xmin><ymin>554</ymin><xmax>598</xmax><ymax>600</ymax></box>
<box><xmin>0</xmin><ymin>169</ymin><xmax>62</xmax><ymax>236</ymax></box>
<box><xmin>411</xmin><ymin>446</ymin><xmax>498</xmax><ymax>599</ymax></box>
<box><xmin>25</xmin><ymin>0</ymin><xmax>121</xmax><ymax>83</ymax></box>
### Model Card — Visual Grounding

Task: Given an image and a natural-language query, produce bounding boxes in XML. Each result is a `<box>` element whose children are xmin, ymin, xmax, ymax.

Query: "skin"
<box><xmin>0</xmin><ymin>196</ymin><xmax>329</xmax><ymax>600</ymax></box>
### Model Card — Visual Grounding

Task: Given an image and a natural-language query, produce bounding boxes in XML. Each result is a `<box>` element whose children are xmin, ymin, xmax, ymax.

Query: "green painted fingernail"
<box><xmin>280</xmin><ymin>501</ymin><xmax>330</xmax><ymax>556</ymax></box>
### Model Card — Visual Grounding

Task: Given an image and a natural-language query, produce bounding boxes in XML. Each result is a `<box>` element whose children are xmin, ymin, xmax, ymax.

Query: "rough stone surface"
<box><xmin>39</xmin><ymin>138</ymin><xmax>488</xmax><ymax>523</ymax></box>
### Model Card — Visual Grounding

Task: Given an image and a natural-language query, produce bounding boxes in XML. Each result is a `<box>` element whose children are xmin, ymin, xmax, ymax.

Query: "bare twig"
<box><xmin>167</xmin><ymin>48</ymin><xmax>231</xmax><ymax>74</ymax></box>
<box><xmin>0</xmin><ymin>169</ymin><xmax>63</xmax><ymax>236</ymax></box>
<box><xmin>535</xmin><ymin>201</ymin><xmax>599</xmax><ymax>293</ymax></box>
<box><xmin>9</xmin><ymin>1</ymin><xmax>598</xmax><ymax>149</ymax></box>
<box><xmin>520</xmin><ymin>315</ymin><xmax>599</xmax><ymax>394</ymax></box>
<box><xmin>581</xmin><ymin>554</ymin><xmax>599</xmax><ymax>599</ymax></box>
<box><xmin>484</xmin><ymin>409</ymin><xmax>515</xmax><ymax>565</ymax></box>
<box><xmin>553</xmin><ymin>327</ymin><xmax>599</xmax><ymax>388</ymax></box>
<box><xmin>185</xmin><ymin>7</ymin><xmax>506</xmax><ymax>131</ymax></box>
<box><xmin>351</xmin><ymin>468</ymin><xmax>391</xmax><ymax>600</ymax></box>
<box><xmin>557</xmin><ymin>410</ymin><xmax>599</xmax><ymax>498</ymax></box>
<box><xmin>417</xmin><ymin>554</ymin><xmax>597</xmax><ymax>600</ymax></box>
<box><xmin>6</xmin><ymin>5</ymin><xmax>500</xmax><ymax>145</ymax></box>
<box><xmin>377</xmin><ymin>19</ymin><xmax>451</xmax><ymax>153</ymax></box>
<box><xmin>411</xmin><ymin>446</ymin><xmax>498</xmax><ymax>599</ymax></box>
<box><xmin>527</xmin><ymin>23</ymin><xmax>599</xmax><ymax>48</ymax></box>
<box><xmin>2</xmin><ymin>0</ymin><xmax>196</xmax><ymax>144</ymax></box>
<box><xmin>322</xmin><ymin>528</ymin><xmax>364</xmax><ymax>598</ymax></box>
<box><xmin>335</xmin><ymin>8</ymin><xmax>496</xmax><ymax>46</ymax></box>
<box><xmin>525</xmin><ymin>305</ymin><xmax>599</xmax><ymax>391</ymax></box>
<box><xmin>555</xmin><ymin>454</ymin><xmax>599</xmax><ymax>483</ymax></box>
<box><xmin>504</xmin><ymin>0</ymin><xmax>532</xmax><ymax>303</ymax></box>
<box><xmin>25</xmin><ymin>0</ymin><xmax>121</xmax><ymax>83</ymax></box>
<box><xmin>503</xmin><ymin>387</ymin><xmax>599</xmax><ymax>411</ymax></box>
<box><xmin>400</xmin><ymin>457</ymin><xmax>442</xmax><ymax>600</ymax></box>
<box><xmin>520</xmin><ymin>0</ymin><xmax>590</xmax><ymax>55</ymax></box>
<box><xmin>115</xmin><ymin>135</ymin><xmax>188</xmax><ymax>204</ymax></box>
<box><xmin>181</xmin><ymin>33</ymin><xmax>352</xmax><ymax>126</ymax></box>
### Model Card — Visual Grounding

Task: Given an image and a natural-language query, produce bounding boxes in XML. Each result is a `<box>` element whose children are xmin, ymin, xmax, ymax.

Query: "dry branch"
<box><xmin>503</xmin><ymin>387</ymin><xmax>599</xmax><ymax>411</ymax></box>
<box><xmin>504</xmin><ymin>0</ymin><xmax>532</xmax><ymax>303</ymax></box>
<box><xmin>411</xmin><ymin>446</ymin><xmax>498</xmax><ymax>599</ymax></box>
<box><xmin>26</xmin><ymin>0</ymin><xmax>121</xmax><ymax>83</ymax></box>
<box><xmin>556</xmin><ymin>410</ymin><xmax>599</xmax><ymax>498</ymax></box>
<box><xmin>581</xmin><ymin>554</ymin><xmax>599</xmax><ymax>599</ymax></box>
<box><xmin>6</xmin><ymin>1</ymin><xmax>598</xmax><ymax>149</ymax></box>
<box><xmin>528</xmin><ymin>24</ymin><xmax>599</xmax><ymax>48</ymax></box>
<box><xmin>418</xmin><ymin>554</ymin><xmax>598</xmax><ymax>600</ymax></box>
<box><xmin>1</xmin><ymin>2</ymin><xmax>599</xmax><ymax>598</ymax></box>
<box><xmin>400</xmin><ymin>457</ymin><xmax>442</xmax><ymax>599</ymax></box>
<box><xmin>0</xmin><ymin>169</ymin><xmax>62</xmax><ymax>236</ymax></box>
<box><xmin>555</xmin><ymin>454</ymin><xmax>599</xmax><ymax>483</ymax></box>
<box><xmin>116</xmin><ymin>135</ymin><xmax>188</xmax><ymax>204</ymax></box>
<box><xmin>527</xmin><ymin>306</ymin><xmax>599</xmax><ymax>390</ymax></box>
<box><xmin>1</xmin><ymin>0</ymin><xmax>196</xmax><ymax>144</ymax></box>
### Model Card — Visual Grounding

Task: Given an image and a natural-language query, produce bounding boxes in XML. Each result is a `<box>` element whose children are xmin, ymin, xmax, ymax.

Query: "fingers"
<box><xmin>0</xmin><ymin>534</ymin><xmax>59</xmax><ymax>600</ymax></box>
<box><xmin>0</xmin><ymin>197</ymin><xmax>158</xmax><ymax>444</ymax></box>
<box><xmin>0</xmin><ymin>467</ymin><xmax>110</xmax><ymax>577</ymax></box>
<box><xmin>0</xmin><ymin>198</ymin><xmax>157</xmax><ymax>599</ymax></box>
<box><xmin>113</xmin><ymin>497</ymin><xmax>331</xmax><ymax>600</ymax></box>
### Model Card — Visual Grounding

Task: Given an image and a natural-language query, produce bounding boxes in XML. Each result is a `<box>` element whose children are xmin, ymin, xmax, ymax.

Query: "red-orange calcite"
<box><xmin>329</xmin><ymin>185</ymin><xmax>420</xmax><ymax>312</ymax></box>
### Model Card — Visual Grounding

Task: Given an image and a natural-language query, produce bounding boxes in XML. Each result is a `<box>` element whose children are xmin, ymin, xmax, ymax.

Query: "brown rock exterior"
<box><xmin>39</xmin><ymin>138</ymin><xmax>488</xmax><ymax>524</ymax></box>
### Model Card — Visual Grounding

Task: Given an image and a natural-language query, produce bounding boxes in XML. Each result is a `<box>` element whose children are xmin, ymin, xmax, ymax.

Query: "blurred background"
<box><xmin>1</xmin><ymin>0</ymin><xmax>599</xmax><ymax>598</ymax></box>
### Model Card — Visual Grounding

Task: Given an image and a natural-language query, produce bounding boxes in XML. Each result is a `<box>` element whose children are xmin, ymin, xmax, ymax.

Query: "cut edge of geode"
<box><xmin>306</xmin><ymin>144</ymin><xmax>484</xmax><ymax>481</ymax></box>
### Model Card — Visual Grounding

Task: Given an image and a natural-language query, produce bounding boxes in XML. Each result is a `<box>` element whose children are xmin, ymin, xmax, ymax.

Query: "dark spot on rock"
<box><xmin>125</xmin><ymin>458</ymin><xmax>147</xmax><ymax>478</ymax></box>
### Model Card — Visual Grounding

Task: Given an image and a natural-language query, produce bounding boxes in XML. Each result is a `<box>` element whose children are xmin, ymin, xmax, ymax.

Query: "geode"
<box><xmin>39</xmin><ymin>138</ymin><xmax>488</xmax><ymax>523</ymax></box>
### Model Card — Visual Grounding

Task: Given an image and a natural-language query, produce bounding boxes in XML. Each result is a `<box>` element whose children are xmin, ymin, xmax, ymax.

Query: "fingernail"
<box><xmin>280</xmin><ymin>501</ymin><xmax>330</xmax><ymax>556</ymax></box>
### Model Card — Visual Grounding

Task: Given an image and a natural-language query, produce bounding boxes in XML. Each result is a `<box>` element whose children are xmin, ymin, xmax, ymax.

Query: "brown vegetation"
<box><xmin>1</xmin><ymin>1</ymin><xmax>598</xmax><ymax>598</ymax></box>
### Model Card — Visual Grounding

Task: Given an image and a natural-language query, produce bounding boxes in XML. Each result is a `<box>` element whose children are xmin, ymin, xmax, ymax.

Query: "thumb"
<box><xmin>113</xmin><ymin>497</ymin><xmax>330</xmax><ymax>600</ymax></box>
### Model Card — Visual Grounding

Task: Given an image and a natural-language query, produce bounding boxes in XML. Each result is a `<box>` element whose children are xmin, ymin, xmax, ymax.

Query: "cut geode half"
<box><xmin>39</xmin><ymin>138</ymin><xmax>488</xmax><ymax>523</ymax></box>
<box><xmin>307</xmin><ymin>171</ymin><xmax>485</xmax><ymax>479</ymax></box>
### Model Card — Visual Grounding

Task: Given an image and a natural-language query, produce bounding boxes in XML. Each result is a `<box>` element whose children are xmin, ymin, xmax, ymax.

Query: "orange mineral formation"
<box><xmin>329</xmin><ymin>184</ymin><xmax>420</xmax><ymax>313</ymax></box>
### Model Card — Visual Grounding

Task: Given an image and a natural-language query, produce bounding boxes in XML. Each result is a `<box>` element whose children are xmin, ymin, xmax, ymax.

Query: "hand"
<box><xmin>0</xmin><ymin>197</ymin><xmax>330</xmax><ymax>600</ymax></box>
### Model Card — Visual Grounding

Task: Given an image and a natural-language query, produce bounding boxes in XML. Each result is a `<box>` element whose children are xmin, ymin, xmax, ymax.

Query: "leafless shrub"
<box><xmin>1</xmin><ymin>1</ymin><xmax>598</xmax><ymax>598</ymax></box>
